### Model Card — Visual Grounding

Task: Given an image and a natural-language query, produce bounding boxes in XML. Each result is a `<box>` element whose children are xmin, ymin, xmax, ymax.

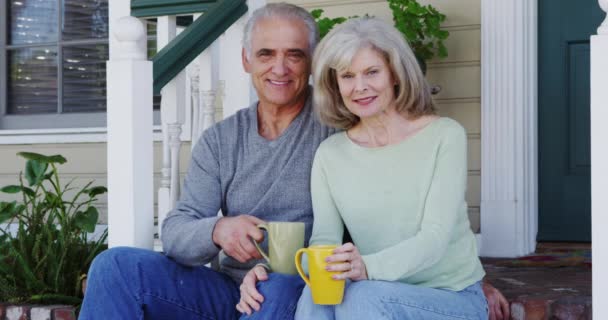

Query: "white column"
<box><xmin>480</xmin><ymin>0</ymin><xmax>537</xmax><ymax>257</ymax></box>
<box><xmin>107</xmin><ymin>16</ymin><xmax>154</xmax><ymax>249</ymax></box>
<box><xmin>592</xmin><ymin>1</ymin><xmax>608</xmax><ymax>318</ymax></box>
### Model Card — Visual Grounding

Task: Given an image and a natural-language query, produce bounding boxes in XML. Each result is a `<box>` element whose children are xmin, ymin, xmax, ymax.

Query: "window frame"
<box><xmin>0</xmin><ymin>0</ymin><xmax>110</xmax><ymax>130</ymax></box>
<box><xmin>0</xmin><ymin>1</ymin><xmax>189</xmax><ymax>144</ymax></box>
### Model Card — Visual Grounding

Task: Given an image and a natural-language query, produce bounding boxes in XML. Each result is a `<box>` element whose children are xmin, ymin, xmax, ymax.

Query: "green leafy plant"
<box><xmin>311</xmin><ymin>9</ymin><xmax>350</xmax><ymax>39</ymax></box>
<box><xmin>312</xmin><ymin>0</ymin><xmax>450</xmax><ymax>73</ymax></box>
<box><xmin>0</xmin><ymin>152</ymin><xmax>107</xmax><ymax>305</ymax></box>
<box><xmin>388</xmin><ymin>0</ymin><xmax>449</xmax><ymax>67</ymax></box>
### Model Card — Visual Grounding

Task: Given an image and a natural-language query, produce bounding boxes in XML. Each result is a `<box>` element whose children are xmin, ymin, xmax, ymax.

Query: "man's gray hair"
<box><xmin>242</xmin><ymin>3</ymin><xmax>319</xmax><ymax>59</ymax></box>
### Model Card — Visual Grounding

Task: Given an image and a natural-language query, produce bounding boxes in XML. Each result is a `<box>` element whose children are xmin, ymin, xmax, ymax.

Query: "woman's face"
<box><xmin>336</xmin><ymin>47</ymin><xmax>397</xmax><ymax>121</ymax></box>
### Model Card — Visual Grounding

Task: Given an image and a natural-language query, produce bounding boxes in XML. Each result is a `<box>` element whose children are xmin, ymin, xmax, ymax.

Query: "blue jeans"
<box><xmin>295</xmin><ymin>280</ymin><xmax>488</xmax><ymax>320</ymax></box>
<box><xmin>79</xmin><ymin>247</ymin><xmax>305</xmax><ymax>320</ymax></box>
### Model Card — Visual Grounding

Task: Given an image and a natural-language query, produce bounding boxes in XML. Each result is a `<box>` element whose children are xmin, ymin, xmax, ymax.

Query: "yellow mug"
<box><xmin>295</xmin><ymin>245</ymin><xmax>345</xmax><ymax>305</ymax></box>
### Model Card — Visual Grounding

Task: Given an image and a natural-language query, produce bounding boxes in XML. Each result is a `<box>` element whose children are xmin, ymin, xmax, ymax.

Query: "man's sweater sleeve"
<box><xmin>161</xmin><ymin>129</ymin><xmax>223</xmax><ymax>266</ymax></box>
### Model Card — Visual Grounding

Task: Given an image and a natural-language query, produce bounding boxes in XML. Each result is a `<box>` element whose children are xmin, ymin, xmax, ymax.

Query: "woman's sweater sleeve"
<box><xmin>361</xmin><ymin>126</ymin><xmax>468</xmax><ymax>281</ymax></box>
<box><xmin>309</xmin><ymin>148</ymin><xmax>344</xmax><ymax>247</ymax></box>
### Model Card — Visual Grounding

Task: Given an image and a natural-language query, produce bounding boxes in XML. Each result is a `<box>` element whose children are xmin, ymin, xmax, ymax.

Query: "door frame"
<box><xmin>479</xmin><ymin>0</ymin><xmax>538</xmax><ymax>257</ymax></box>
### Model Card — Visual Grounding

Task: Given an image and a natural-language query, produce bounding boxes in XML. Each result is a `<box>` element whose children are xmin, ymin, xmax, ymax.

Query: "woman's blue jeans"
<box><xmin>79</xmin><ymin>247</ymin><xmax>304</xmax><ymax>320</ymax></box>
<box><xmin>295</xmin><ymin>280</ymin><xmax>488</xmax><ymax>320</ymax></box>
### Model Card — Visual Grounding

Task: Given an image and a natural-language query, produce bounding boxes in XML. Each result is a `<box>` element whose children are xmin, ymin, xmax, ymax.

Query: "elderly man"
<box><xmin>80</xmin><ymin>3</ymin><xmax>509</xmax><ymax>320</ymax></box>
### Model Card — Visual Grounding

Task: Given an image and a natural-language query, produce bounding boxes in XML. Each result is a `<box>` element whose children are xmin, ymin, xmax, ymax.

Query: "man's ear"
<box><xmin>242</xmin><ymin>48</ymin><xmax>251</xmax><ymax>73</ymax></box>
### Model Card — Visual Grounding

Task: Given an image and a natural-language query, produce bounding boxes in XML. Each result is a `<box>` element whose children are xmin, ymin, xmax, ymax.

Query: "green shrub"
<box><xmin>0</xmin><ymin>152</ymin><xmax>107</xmax><ymax>305</ymax></box>
<box><xmin>312</xmin><ymin>0</ymin><xmax>450</xmax><ymax>73</ymax></box>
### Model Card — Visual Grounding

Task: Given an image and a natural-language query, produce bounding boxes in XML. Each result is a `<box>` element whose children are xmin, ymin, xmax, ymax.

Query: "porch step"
<box><xmin>482</xmin><ymin>243</ymin><xmax>591</xmax><ymax>320</ymax></box>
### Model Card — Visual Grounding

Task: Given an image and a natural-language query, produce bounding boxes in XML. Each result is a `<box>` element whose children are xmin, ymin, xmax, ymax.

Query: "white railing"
<box><xmin>106</xmin><ymin>0</ymin><xmax>263</xmax><ymax>251</ymax></box>
<box><xmin>592</xmin><ymin>1</ymin><xmax>608</xmax><ymax>319</ymax></box>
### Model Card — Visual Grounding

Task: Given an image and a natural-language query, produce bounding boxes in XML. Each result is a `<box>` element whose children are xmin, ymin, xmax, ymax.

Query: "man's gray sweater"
<box><xmin>161</xmin><ymin>92</ymin><xmax>335</xmax><ymax>282</ymax></box>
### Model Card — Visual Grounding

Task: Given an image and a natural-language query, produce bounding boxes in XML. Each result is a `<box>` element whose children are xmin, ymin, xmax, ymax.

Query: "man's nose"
<box><xmin>271</xmin><ymin>56</ymin><xmax>288</xmax><ymax>76</ymax></box>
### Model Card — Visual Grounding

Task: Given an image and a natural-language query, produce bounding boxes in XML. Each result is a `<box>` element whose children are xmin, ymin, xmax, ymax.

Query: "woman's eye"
<box><xmin>340</xmin><ymin>74</ymin><xmax>353</xmax><ymax>79</ymax></box>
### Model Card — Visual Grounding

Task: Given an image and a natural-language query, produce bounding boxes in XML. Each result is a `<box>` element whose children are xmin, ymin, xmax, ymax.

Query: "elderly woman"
<box><xmin>295</xmin><ymin>17</ymin><xmax>489</xmax><ymax>319</ymax></box>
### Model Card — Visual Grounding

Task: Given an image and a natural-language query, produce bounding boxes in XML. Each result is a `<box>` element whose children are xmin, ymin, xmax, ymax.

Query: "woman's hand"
<box><xmin>236</xmin><ymin>264</ymin><xmax>268</xmax><ymax>316</ymax></box>
<box><xmin>325</xmin><ymin>242</ymin><xmax>368</xmax><ymax>281</ymax></box>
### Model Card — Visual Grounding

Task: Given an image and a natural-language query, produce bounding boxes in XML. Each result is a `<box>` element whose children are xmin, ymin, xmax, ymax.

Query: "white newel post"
<box><xmin>107</xmin><ymin>16</ymin><xmax>154</xmax><ymax>249</ymax></box>
<box><xmin>592</xmin><ymin>1</ymin><xmax>608</xmax><ymax>318</ymax></box>
<box><xmin>480</xmin><ymin>0</ymin><xmax>538</xmax><ymax>257</ymax></box>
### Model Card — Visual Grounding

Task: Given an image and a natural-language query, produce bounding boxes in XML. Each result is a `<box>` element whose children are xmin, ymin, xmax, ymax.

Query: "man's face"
<box><xmin>242</xmin><ymin>17</ymin><xmax>311</xmax><ymax>110</ymax></box>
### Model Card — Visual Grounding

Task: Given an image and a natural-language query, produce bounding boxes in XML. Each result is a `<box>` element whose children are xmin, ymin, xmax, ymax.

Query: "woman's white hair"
<box><xmin>242</xmin><ymin>3</ymin><xmax>319</xmax><ymax>59</ymax></box>
<box><xmin>312</xmin><ymin>17</ymin><xmax>435</xmax><ymax>129</ymax></box>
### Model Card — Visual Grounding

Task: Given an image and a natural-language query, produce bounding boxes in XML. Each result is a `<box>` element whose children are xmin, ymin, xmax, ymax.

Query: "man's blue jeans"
<box><xmin>79</xmin><ymin>247</ymin><xmax>305</xmax><ymax>320</ymax></box>
<box><xmin>295</xmin><ymin>280</ymin><xmax>488</xmax><ymax>320</ymax></box>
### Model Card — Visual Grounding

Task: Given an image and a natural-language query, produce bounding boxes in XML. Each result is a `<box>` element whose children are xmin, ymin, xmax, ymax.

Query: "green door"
<box><xmin>538</xmin><ymin>0</ymin><xmax>604</xmax><ymax>241</ymax></box>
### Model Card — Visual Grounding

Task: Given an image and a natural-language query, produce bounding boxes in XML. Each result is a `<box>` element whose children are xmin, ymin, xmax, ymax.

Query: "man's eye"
<box><xmin>288</xmin><ymin>53</ymin><xmax>305</xmax><ymax>60</ymax></box>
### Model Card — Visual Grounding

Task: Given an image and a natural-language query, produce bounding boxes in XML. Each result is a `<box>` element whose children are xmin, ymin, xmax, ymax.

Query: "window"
<box><xmin>0</xmin><ymin>0</ymin><xmax>110</xmax><ymax>130</ymax></box>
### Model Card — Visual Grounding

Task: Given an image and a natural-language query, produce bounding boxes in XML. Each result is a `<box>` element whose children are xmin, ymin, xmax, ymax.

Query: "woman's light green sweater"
<box><xmin>309</xmin><ymin>117</ymin><xmax>485</xmax><ymax>291</ymax></box>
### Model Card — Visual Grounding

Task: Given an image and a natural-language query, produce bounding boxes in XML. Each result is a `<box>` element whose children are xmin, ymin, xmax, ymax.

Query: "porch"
<box><xmin>104</xmin><ymin>0</ymin><xmax>607</xmax><ymax>319</ymax></box>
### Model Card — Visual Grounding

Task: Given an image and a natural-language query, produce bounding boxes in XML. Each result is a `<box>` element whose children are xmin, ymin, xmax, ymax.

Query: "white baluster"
<box><xmin>188</xmin><ymin>64</ymin><xmax>201</xmax><ymax>148</ymax></box>
<box><xmin>168</xmin><ymin>123</ymin><xmax>183</xmax><ymax>208</ymax></box>
<box><xmin>201</xmin><ymin>90</ymin><xmax>217</xmax><ymax>131</ymax></box>
<box><xmin>592</xmin><ymin>1</ymin><xmax>608</xmax><ymax>318</ymax></box>
<box><xmin>107</xmin><ymin>16</ymin><xmax>154</xmax><ymax>249</ymax></box>
<box><xmin>157</xmin><ymin>121</ymin><xmax>171</xmax><ymax>246</ymax></box>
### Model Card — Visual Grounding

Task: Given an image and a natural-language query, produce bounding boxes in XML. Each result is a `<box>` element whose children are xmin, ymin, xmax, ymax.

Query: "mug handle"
<box><xmin>252</xmin><ymin>223</ymin><xmax>270</xmax><ymax>263</ymax></box>
<box><xmin>294</xmin><ymin>248</ymin><xmax>311</xmax><ymax>287</ymax></box>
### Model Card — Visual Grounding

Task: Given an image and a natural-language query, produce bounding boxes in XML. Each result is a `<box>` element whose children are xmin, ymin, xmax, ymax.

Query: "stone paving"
<box><xmin>482</xmin><ymin>243</ymin><xmax>592</xmax><ymax>320</ymax></box>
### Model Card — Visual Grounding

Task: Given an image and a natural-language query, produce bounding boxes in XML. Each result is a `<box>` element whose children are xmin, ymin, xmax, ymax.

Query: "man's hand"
<box><xmin>236</xmin><ymin>265</ymin><xmax>268</xmax><ymax>316</ymax></box>
<box><xmin>483</xmin><ymin>281</ymin><xmax>510</xmax><ymax>320</ymax></box>
<box><xmin>212</xmin><ymin>215</ymin><xmax>265</xmax><ymax>263</ymax></box>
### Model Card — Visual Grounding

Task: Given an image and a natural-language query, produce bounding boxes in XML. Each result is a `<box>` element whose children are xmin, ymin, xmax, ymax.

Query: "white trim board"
<box><xmin>0</xmin><ymin>125</ymin><xmax>190</xmax><ymax>145</ymax></box>
<box><xmin>479</xmin><ymin>0</ymin><xmax>538</xmax><ymax>257</ymax></box>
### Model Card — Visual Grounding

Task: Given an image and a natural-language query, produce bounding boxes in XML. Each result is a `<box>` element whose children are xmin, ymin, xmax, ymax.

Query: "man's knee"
<box><xmin>257</xmin><ymin>273</ymin><xmax>305</xmax><ymax>299</ymax></box>
<box><xmin>88</xmin><ymin>247</ymin><xmax>157</xmax><ymax>280</ymax></box>
<box><xmin>243</xmin><ymin>274</ymin><xmax>305</xmax><ymax>319</ymax></box>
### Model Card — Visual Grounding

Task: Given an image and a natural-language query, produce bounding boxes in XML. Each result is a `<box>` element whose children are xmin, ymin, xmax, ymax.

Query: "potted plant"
<box><xmin>0</xmin><ymin>152</ymin><xmax>107</xmax><ymax>308</ymax></box>
<box><xmin>313</xmin><ymin>0</ymin><xmax>450</xmax><ymax>75</ymax></box>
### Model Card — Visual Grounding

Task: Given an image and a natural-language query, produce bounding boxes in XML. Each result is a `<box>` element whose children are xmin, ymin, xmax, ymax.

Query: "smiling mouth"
<box><xmin>354</xmin><ymin>96</ymin><xmax>376</xmax><ymax>105</ymax></box>
<box><xmin>267</xmin><ymin>80</ymin><xmax>290</xmax><ymax>86</ymax></box>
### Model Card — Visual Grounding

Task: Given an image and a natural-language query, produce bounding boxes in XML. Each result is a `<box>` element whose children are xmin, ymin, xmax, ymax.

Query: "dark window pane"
<box><xmin>8</xmin><ymin>47</ymin><xmax>58</xmax><ymax>114</ymax></box>
<box><xmin>63</xmin><ymin>44</ymin><xmax>108</xmax><ymax>113</ymax></box>
<box><xmin>8</xmin><ymin>0</ymin><xmax>58</xmax><ymax>45</ymax></box>
<box><xmin>62</xmin><ymin>0</ymin><xmax>108</xmax><ymax>40</ymax></box>
<box><xmin>146</xmin><ymin>20</ymin><xmax>158</xmax><ymax>59</ymax></box>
